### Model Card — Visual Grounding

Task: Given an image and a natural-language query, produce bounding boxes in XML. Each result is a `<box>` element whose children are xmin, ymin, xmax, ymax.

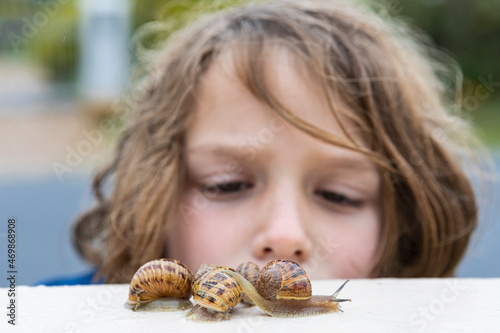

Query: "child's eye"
<box><xmin>202</xmin><ymin>181</ymin><xmax>253</xmax><ymax>195</ymax></box>
<box><xmin>314</xmin><ymin>190</ymin><xmax>363</xmax><ymax>208</ymax></box>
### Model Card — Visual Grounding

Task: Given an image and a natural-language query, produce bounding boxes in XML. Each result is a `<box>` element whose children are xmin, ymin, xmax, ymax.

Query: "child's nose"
<box><xmin>252</xmin><ymin>192</ymin><xmax>312</xmax><ymax>262</ymax></box>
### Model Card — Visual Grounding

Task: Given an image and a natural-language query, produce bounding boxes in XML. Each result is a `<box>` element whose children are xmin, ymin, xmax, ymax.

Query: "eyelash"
<box><xmin>201</xmin><ymin>181</ymin><xmax>253</xmax><ymax>195</ymax></box>
<box><xmin>314</xmin><ymin>190</ymin><xmax>363</xmax><ymax>208</ymax></box>
<box><xmin>200</xmin><ymin>181</ymin><xmax>363</xmax><ymax>208</ymax></box>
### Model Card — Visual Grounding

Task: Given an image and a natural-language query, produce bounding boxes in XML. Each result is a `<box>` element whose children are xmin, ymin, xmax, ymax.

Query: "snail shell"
<box><xmin>236</xmin><ymin>262</ymin><xmax>260</xmax><ymax>305</ymax></box>
<box><xmin>256</xmin><ymin>259</ymin><xmax>312</xmax><ymax>300</ymax></box>
<box><xmin>187</xmin><ymin>266</ymin><xmax>242</xmax><ymax>321</ymax></box>
<box><xmin>191</xmin><ymin>266</ymin><xmax>242</xmax><ymax>312</ymax></box>
<box><xmin>126</xmin><ymin>258</ymin><xmax>194</xmax><ymax>311</ymax></box>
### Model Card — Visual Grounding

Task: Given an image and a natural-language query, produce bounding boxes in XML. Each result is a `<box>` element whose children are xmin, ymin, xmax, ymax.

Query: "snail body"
<box><xmin>126</xmin><ymin>258</ymin><xmax>194</xmax><ymax>311</ymax></box>
<box><xmin>236</xmin><ymin>262</ymin><xmax>260</xmax><ymax>305</ymax></box>
<box><xmin>186</xmin><ymin>266</ymin><xmax>243</xmax><ymax>322</ymax></box>
<box><xmin>222</xmin><ymin>259</ymin><xmax>350</xmax><ymax>318</ymax></box>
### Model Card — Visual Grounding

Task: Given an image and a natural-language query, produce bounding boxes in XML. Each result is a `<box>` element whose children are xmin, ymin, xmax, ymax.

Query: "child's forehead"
<box><xmin>201</xmin><ymin>49</ymin><xmax>313</xmax><ymax>103</ymax></box>
<box><xmin>192</xmin><ymin>47</ymin><xmax>369</xmax><ymax>150</ymax></box>
<box><xmin>201</xmin><ymin>46</ymin><xmax>322</xmax><ymax>107</ymax></box>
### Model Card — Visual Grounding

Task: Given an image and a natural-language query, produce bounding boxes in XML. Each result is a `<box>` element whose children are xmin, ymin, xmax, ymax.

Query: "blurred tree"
<box><xmin>130</xmin><ymin>0</ymin><xmax>250</xmax><ymax>52</ymax></box>
<box><xmin>392</xmin><ymin>0</ymin><xmax>500</xmax><ymax>88</ymax></box>
<box><xmin>0</xmin><ymin>0</ymin><xmax>78</xmax><ymax>81</ymax></box>
<box><xmin>29</xmin><ymin>2</ymin><xmax>78</xmax><ymax>82</ymax></box>
<box><xmin>385</xmin><ymin>0</ymin><xmax>500</xmax><ymax>141</ymax></box>
<box><xmin>132</xmin><ymin>0</ymin><xmax>249</xmax><ymax>29</ymax></box>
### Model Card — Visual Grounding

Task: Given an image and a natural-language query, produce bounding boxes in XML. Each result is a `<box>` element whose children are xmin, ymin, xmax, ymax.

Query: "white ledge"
<box><xmin>1</xmin><ymin>278</ymin><xmax>498</xmax><ymax>332</ymax></box>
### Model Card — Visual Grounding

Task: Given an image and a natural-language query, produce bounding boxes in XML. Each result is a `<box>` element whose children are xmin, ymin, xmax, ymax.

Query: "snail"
<box><xmin>186</xmin><ymin>265</ymin><xmax>243</xmax><ymax>322</ymax></box>
<box><xmin>125</xmin><ymin>258</ymin><xmax>194</xmax><ymax>311</ymax></box>
<box><xmin>236</xmin><ymin>262</ymin><xmax>260</xmax><ymax>305</ymax></box>
<box><xmin>221</xmin><ymin>259</ymin><xmax>350</xmax><ymax>318</ymax></box>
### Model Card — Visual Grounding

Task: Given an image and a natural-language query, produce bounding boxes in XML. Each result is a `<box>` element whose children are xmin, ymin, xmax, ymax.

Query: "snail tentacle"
<box><xmin>133</xmin><ymin>289</ymin><xmax>147</xmax><ymax>311</ymax></box>
<box><xmin>332</xmin><ymin>279</ymin><xmax>350</xmax><ymax>300</ymax></box>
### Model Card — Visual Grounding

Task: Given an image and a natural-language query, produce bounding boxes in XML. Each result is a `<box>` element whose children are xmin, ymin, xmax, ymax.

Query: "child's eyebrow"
<box><xmin>185</xmin><ymin>144</ymin><xmax>250</xmax><ymax>158</ymax></box>
<box><xmin>185</xmin><ymin>144</ymin><xmax>264</xmax><ymax>165</ymax></box>
<box><xmin>186</xmin><ymin>143</ymin><xmax>378</xmax><ymax>173</ymax></box>
<box><xmin>321</xmin><ymin>156</ymin><xmax>378</xmax><ymax>173</ymax></box>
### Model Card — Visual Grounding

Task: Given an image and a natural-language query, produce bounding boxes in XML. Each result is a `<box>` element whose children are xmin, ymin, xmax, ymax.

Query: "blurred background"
<box><xmin>0</xmin><ymin>0</ymin><xmax>499</xmax><ymax>287</ymax></box>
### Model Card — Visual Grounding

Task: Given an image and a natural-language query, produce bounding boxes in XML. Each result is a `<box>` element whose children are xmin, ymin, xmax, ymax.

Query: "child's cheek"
<box><xmin>316</xmin><ymin>213</ymin><xmax>379</xmax><ymax>279</ymax></box>
<box><xmin>337</xmin><ymin>229</ymin><xmax>379</xmax><ymax>278</ymax></box>
<box><xmin>172</xmin><ymin>197</ymin><xmax>249</xmax><ymax>269</ymax></box>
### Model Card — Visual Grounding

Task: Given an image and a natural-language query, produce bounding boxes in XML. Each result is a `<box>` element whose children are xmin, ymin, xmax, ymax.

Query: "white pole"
<box><xmin>78</xmin><ymin>0</ymin><xmax>132</xmax><ymax>103</ymax></box>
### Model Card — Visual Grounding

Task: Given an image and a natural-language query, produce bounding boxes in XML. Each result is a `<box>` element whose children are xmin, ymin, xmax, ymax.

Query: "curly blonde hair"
<box><xmin>74</xmin><ymin>0</ymin><xmax>478</xmax><ymax>282</ymax></box>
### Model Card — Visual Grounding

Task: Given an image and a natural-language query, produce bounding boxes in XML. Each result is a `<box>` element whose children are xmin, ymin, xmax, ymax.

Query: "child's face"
<box><xmin>167</xmin><ymin>50</ymin><xmax>381</xmax><ymax>279</ymax></box>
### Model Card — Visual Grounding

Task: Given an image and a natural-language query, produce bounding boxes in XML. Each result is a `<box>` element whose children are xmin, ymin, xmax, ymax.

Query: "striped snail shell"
<box><xmin>187</xmin><ymin>266</ymin><xmax>243</xmax><ymax>321</ymax></box>
<box><xmin>256</xmin><ymin>259</ymin><xmax>312</xmax><ymax>300</ymax></box>
<box><xmin>126</xmin><ymin>258</ymin><xmax>194</xmax><ymax>311</ymax></box>
<box><xmin>236</xmin><ymin>262</ymin><xmax>260</xmax><ymax>305</ymax></box>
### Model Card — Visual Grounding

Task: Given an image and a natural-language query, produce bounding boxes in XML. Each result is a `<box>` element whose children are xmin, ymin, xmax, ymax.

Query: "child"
<box><xmin>73</xmin><ymin>0</ymin><xmax>480</xmax><ymax>283</ymax></box>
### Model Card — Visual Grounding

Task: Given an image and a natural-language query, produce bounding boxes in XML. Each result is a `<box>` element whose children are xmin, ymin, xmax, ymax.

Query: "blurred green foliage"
<box><xmin>391</xmin><ymin>0</ymin><xmax>500</xmax><ymax>95</ymax></box>
<box><xmin>130</xmin><ymin>0</ymin><xmax>250</xmax><ymax>53</ymax></box>
<box><xmin>386</xmin><ymin>0</ymin><xmax>500</xmax><ymax>146</ymax></box>
<box><xmin>0</xmin><ymin>0</ymin><xmax>78</xmax><ymax>81</ymax></box>
<box><xmin>29</xmin><ymin>3</ymin><xmax>79</xmax><ymax>81</ymax></box>
<box><xmin>132</xmin><ymin>0</ymin><xmax>249</xmax><ymax>29</ymax></box>
<box><xmin>470</xmin><ymin>97</ymin><xmax>500</xmax><ymax>146</ymax></box>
